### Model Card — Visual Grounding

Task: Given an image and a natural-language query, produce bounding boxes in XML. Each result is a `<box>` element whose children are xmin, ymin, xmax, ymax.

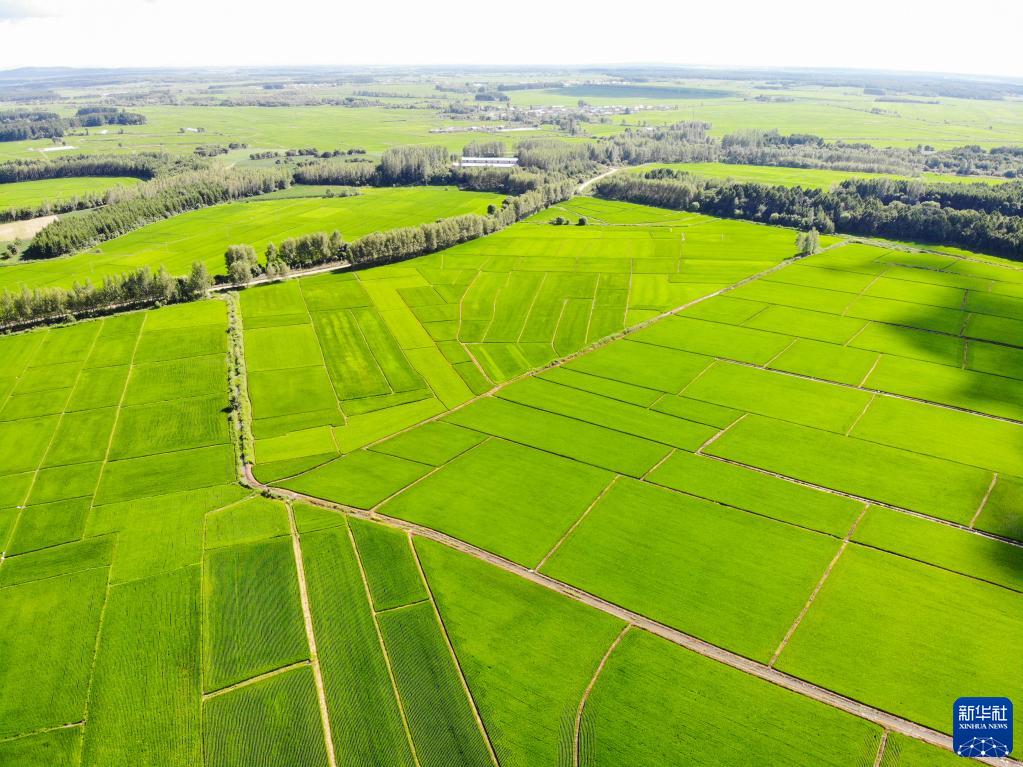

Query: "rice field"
<box><xmin>0</xmin><ymin>176</ymin><xmax>142</xmax><ymax>210</ymax></box>
<box><xmin>0</xmin><ymin>186</ymin><xmax>503</xmax><ymax>292</ymax></box>
<box><xmin>631</xmin><ymin>161</ymin><xmax>1009</xmax><ymax>188</ymax></box>
<box><xmin>2</xmin><ymin>194</ymin><xmax>1022</xmax><ymax>765</ymax></box>
<box><xmin>256</xmin><ymin>211</ymin><xmax>1023</xmax><ymax>756</ymax></box>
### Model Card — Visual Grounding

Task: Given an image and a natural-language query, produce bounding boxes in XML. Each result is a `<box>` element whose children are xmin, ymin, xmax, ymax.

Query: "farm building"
<box><xmin>459</xmin><ymin>156</ymin><xmax>519</xmax><ymax>168</ymax></box>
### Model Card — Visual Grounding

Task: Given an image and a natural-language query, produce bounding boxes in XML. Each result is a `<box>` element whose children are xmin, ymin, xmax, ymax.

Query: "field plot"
<box><xmin>243</xmin><ymin>201</ymin><xmax>805</xmax><ymax>478</ymax></box>
<box><xmin>0</xmin><ymin>186</ymin><xmax>503</xmax><ymax>292</ymax></box>
<box><xmin>630</xmin><ymin>161</ymin><xmax>1007</xmax><ymax>188</ymax></box>
<box><xmin>580</xmin><ymin>629</ymin><xmax>881</xmax><ymax>766</ymax></box>
<box><xmin>0</xmin><ymin>176</ymin><xmax>141</xmax><ymax>210</ymax></box>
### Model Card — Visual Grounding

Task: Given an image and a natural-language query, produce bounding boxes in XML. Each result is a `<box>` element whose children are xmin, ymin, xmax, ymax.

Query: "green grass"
<box><xmin>683</xmin><ymin>361</ymin><xmax>873</xmax><ymax>433</ymax></box>
<box><xmin>123</xmin><ymin>354</ymin><xmax>227</xmax><ymax>405</ymax></box>
<box><xmin>383</xmin><ymin>438</ymin><xmax>612</xmax><ymax>567</ymax></box>
<box><xmin>281</xmin><ymin>450</ymin><xmax>431</xmax><ymax>509</ymax></box>
<box><xmin>94</xmin><ymin>444</ymin><xmax>237</xmax><ymax>504</ymax></box>
<box><xmin>648</xmin><ymin>450</ymin><xmax>863</xmax><ymax>536</ymax></box>
<box><xmin>776</xmin><ymin>545</ymin><xmax>1023</xmax><ymax>733</ymax></box>
<box><xmin>497</xmin><ymin>376</ymin><xmax>716</xmax><ymax>449</ymax></box>
<box><xmin>976</xmin><ymin>475</ymin><xmax>1023</xmax><ymax>541</ymax></box>
<box><xmin>83</xmin><ymin>566</ymin><xmax>202</xmax><ymax>767</ymax></box>
<box><xmin>92</xmin><ymin>484</ymin><xmax>249</xmax><ymax>584</ymax></box>
<box><xmin>203</xmin><ymin>537</ymin><xmax>308</xmax><ymax>691</ymax></box>
<box><xmin>0</xmin><ymin>726</ymin><xmax>83</xmax><ymax>767</ymax></box>
<box><xmin>204</xmin><ymin>495</ymin><xmax>289</xmax><ymax>549</ymax></box>
<box><xmin>850</xmin><ymin>395</ymin><xmax>1023</xmax><ymax>477</ymax></box>
<box><xmin>299</xmin><ymin>524</ymin><xmax>416</xmax><ymax>767</ymax></box>
<box><xmin>543</xmin><ymin>479</ymin><xmax>840</xmax><ymax>661</ymax></box>
<box><xmin>109</xmin><ymin>394</ymin><xmax>230</xmax><ymax>459</ymax></box>
<box><xmin>707</xmin><ymin>415</ymin><xmax>993</xmax><ymax>523</ymax></box>
<box><xmin>0</xmin><ymin>176</ymin><xmax>142</xmax><ymax>209</ymax></box>
<box><xmin>203</xmin><ymin>666</ymin><xmax>330</xmax><ymax>767</ymax></box>
<box><xmin>580</xmin><ymin>629</ymin><xmax>881</xmax><ymax>766</ymax></box>
<box><xmin>416</xmin><ymin>537</ymin><xmax>624</xmax><ymax>767</ymax></box>
<box><xmin>0</xmin><ymin>187</ymin><xmax>503</xmax><ymax>292</ymax></box>
<box><xmin>349</xmin><ymin>518</ymin><xmax>428</xmax><ymax>611</ymax></box>
<box><xmin>880</xmin><ymin>734</ymin><xmax>962</xmax><ymax>767</ymax></box>
<box><xmin>632</xmin><ymin>161</ymin><xmax>1008</xmax><ymax>188</ymax></box>
<box><xmin>377</xmin><ymin>601</ymin><xmax>493</xmax><ymax>767</ymax></box>
<box><xmin>0</xmin><ymin>535</ymin><xmax>113</xmax><ymax>587</ymax></box>
<box><xmin>446</xmin><ymin>396</ymin><xmax>670</xmax><ymax>477</ymax></box>
<box><xmin>0</xmin><ymin>567</ymin><xmax>107</xmax><ymax>738</ymax></box>
<box><xmin>852</xmin><ymin>506</ymin><xmax>1023</xmax><ymax>592</ymax></box>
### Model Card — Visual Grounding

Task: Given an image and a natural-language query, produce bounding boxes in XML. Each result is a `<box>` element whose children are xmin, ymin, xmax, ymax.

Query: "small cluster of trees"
<box><xmin>0</xmin><ymin>108</ymin><xmax>146</xmax><ymax>142</ymax></box>
<box><xmin>594</xmin><ymin>173</ymin><xmax>1023</xmax><ymax>259</ymax></box>
<box><xmin>24</xmin><ymin>166</ymin><xmax>291</xmax><ymax>259</ymax></box>
<box><xmin>463</xmin><ymin>140</ymin><xmax>506</xmax><ymax>157</ymax></box>
<box><xmin>0</xmin><ymin>262</ymin><xmax>212</xmax><ymax>328</ymax></box>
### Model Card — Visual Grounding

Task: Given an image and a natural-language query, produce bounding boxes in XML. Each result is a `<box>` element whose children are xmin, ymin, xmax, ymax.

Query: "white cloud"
<box><xmin>0</xmin><ymin>0</ymin><xmax>1021</xmax><ymax>79</ymax></box>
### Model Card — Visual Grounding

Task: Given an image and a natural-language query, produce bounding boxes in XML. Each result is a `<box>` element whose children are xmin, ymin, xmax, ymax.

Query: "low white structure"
<box><xmin>459</xmin><ymin>156</ymin><xmax>519</xmax><ymax>168</ymax></box>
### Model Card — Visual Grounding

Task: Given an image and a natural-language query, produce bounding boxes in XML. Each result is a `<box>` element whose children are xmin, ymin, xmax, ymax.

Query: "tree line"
<box><xmin>594</xmin><ymin>173</ymin><xmax>1023</xmax><ymax>259</ymax></box>
<box><xmin>0</xmin><ymin>177</ymin><xmax>574</xmax><ymax>329</ymax></box>
<box><xmin>0</xmin><ymin>153</ymin><xmax>171</xmax><ymax>184</ymax></box>
<box><xmin>0</xmin><ymin>108</ymin><xmax>146</xmax><ymax>142</ymax></box>
<box><xmin>24</xmin><ymin>166</ymin><xmax>291</xmax><ymax>259</ymax></box>
<box><xmin>223</xmin><ymin>180</ymin><xmax>575</xmax><ymax>287</ymax></box>
<box><xmin>0</xmin><ymin>262</ymin><xmax>213</xmax><ymax>329</ymax></box>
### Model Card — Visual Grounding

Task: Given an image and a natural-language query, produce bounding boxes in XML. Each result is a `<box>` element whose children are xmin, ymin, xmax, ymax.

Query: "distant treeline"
<box><xmin>592</xmin><ymin>126</ymin><xmax>1023</xmax><ymax>179</ymax></box>
<box><xmin>0</xmin><ymin>108</ymin><xmax>146</xmax><ymax>142</ymax></box>
<box><xmin>595</xmin><ymin>173</ymin><xmax>1023</xmax><ymax>259</ymax></box>
<box><xmin>292</xmin><ymin>144</ymin><xmax>558</xmax><ymax>195</ymax></box>
<box><xmin>0</xmin><ymin>153</ymin><xmax>173</xmax><ymax>184</ymax></box>
<box><xmin>23</xmin><ymin>167</ymin><xmax>291</xmax><ymax>259</ymax></box>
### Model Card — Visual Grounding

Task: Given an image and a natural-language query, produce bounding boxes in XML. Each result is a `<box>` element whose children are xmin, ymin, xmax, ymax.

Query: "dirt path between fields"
<box><xmin>0</xmin><ymin>214</ymin><xmax>56</xmax><ymax>241</ymax></box>
<box><xmin>244</xmin><ymin>468</ymin><xmax>1020</xmax><ymax>767</ymax></box>
<box><xmin>576</xmin><ymin>166</ymin><xmax>625</xmax><ymax>195</ymax></box>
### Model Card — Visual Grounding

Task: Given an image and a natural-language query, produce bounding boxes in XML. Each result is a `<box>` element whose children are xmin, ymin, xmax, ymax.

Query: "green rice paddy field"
<box><xmin>1</xmin><ymin>194</ymin><xmax>1021</xmax><ymax>765</ymax></box>
<box><xmin>0</xmin><ymin>176</ymin><xmax>142</xmax><ymax>210</ymax></box>
<box><xmin>0</xmin><ymin>186</ymin><xmax>503</xmax><ymax>292</ymax></box>
<box><xmin>631</xmin><ymin>161</ymin><xmax>1009</xmax><ymax>187</ymax></box>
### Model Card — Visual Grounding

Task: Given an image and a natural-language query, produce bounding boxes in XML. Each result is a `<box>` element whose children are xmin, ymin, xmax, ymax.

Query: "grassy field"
<box><xmin>0</xmin><ymin>176</ymin><xmax>142</xmax><ymax>210</ymax></box>
<box><xmin>0</xmin><ymin>186</ymin><xmax>504</xmax><ymax>292</ymax></box>
<box><xmin>630</xmin><ymin>161</ymin><xmax>1009</xmax><ymax>187</ymax></box>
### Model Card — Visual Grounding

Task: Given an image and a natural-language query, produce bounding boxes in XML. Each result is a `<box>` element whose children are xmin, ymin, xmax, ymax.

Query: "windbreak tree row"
<box><xmin>595</xmin><ymin>173</ymin><xmax>1023</xmax><ymax>259</ymax></box>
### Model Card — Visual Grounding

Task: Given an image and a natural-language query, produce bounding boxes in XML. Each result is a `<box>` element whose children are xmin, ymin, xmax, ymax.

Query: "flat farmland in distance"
<box><xmin>0</xmin><ymin>186</ymin><xmax>503</xmax><ymax>292</ymax></box>
<box><xmin>0</xmin><ymin>176</ymin><xmax>142</xmax><ymax>209</ymax></box>
<box><xmin>630</xmin><ymin>161</ymin><xmax>1008</xmax><ymax>187</ymax></box>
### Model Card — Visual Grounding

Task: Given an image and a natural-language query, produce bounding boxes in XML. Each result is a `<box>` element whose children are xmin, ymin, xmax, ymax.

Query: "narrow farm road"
<box><xmin>576</xmin><ymin>166</ymin><xmax>624</xmax><ymax>195</ymax></box>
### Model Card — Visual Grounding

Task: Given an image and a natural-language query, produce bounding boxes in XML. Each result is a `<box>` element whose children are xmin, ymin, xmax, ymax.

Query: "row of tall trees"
<box><xmin>0</xmin><ymin>262</ymin><xmax>212</xmax><ymax>328</ymax></box>
<box><xmin>24</xmin><ymin>167</ymin><xmax>291</xmax><ymax>259</ymax></box>
<box><xmin>594</xmin><ymin>173</ymin><xmax>1023</xmax><ymax>259</ymax></box>
<box><xmin>0</xmin><ymin>153</ymin><xmax>169</xmax><ymax>184</ymax></box>
<box><xmin>0</xmin><ymin>108</ymin><xmax>146</xmax><ymax>142</ymax></box>
<box><xmin>263</xmin><ymin>180</ymin><xmax>574</xmax><ymax>271</ymax></box>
